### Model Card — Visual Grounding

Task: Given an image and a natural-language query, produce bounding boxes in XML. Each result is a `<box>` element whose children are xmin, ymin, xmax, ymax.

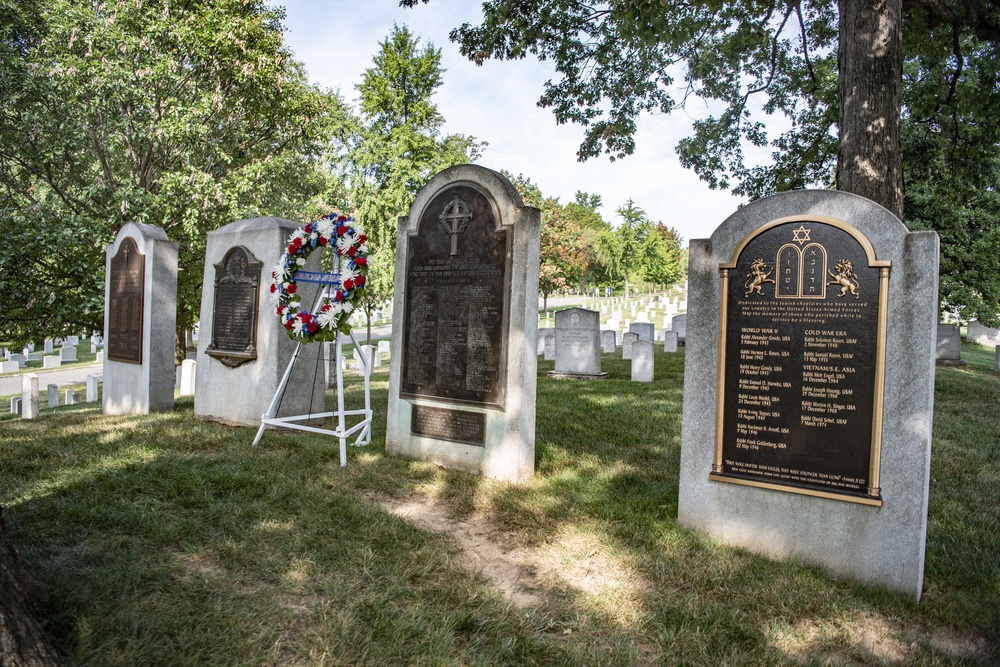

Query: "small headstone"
<box><xmin>59</xmin><ymin>346</ymin><xmax>77</xmax><ymax>362</ymax></box>
<box><xmin>0</xmin><ymin>361</ymin><xmax>18</xmax><ymax>373</ymax></box>
<box><xmin>91</xmin><ymin>342</ymin><xmax>97</xmax><ymax>354</ymax></box>
<box><xmin>64</xmin><ymin>389</ymin><xmax>77</xmax><ymax>406</ymax></box>
<box><xmin>43</xmin><ymin>339</ymin><xmax>54</xmax><ymax>354</ymax></box>
<box><xmin>935</xmin><ymin>323</ymin><xmax>962</xmax><ymax>362</ymax></box>
<box><xmin>67</xmin><ymin>335</ymin><xmax>79</xmax><ymax>346</ymax></box>
<box><xmin>179</xmin><ymin>360</ymin><xmax>196</xmax><ymax>396</ymax></box>
<box><xmin>96</xmin><ymin>350</ymin><xmax>104</xmax><ymax>363</ymax></box>
<box><xmin>622</xmin><ymin>331</ymin><xmax>639</xmax><ymax>359</ymax></box>
<box><xmin>537</xmin><ymin>328</ymin><xmax>555</xmax><ymax>355</ymax></box>
<box><xmin>967</xmin><ymin>319</ymin><xmax>1000</xmax><ymax>347</ymax></box>
<box><xmin>20</xmin><ymin>374</ymin><xmax>39</xmax><ymax>419</ymax></box>
<box><xmin>42</xmin><ymin>356</ymin><xmax>61</xmax><ymax>369</ymax></box>
<box><xmin>630</xmin><ymin>341</ymin><xmax>654</xmax><ymax>382</ymax></box>
<box><xmin>10</xmin><ymin>397</ymin><xmax>21</xmax><ymax>414</ymax></box>
<box><xmin>663</xmin><ymin>331</ymin><xmax>679</xmax><ymax>352</ymax></box>
<box><xmin>601</xmin><ymin>330</ymin><xmax>617</xmax><ymax>353</ymax></box>
<box><xmin>671</xmin><ymin>314</ymin><xmax>687</xmax><ymax>343</ymax></box>
<box><xmin>549</xmin><ymin>307</ymin><xmax>606</xmax><ymax>379</ymax></box>
<box><xmin>543</xmin><ymin>335</ymin><xmax>556</xmax><ymax>360</ymax></box>
<box><xmin>356</xmin><ymin>345</ymin><xmax>375</xmax><ymax>376</ymax></box>
<box><xmin>26</xmin><ymin>353</ymin><xmax>42</xmax><ymax>362</ymax></box>
<box><xmin>377</xmin><ymin>340</ymin><xmax>391</xmax><ymax>358</ymax></box>
<box><xmin>47</xmin><ymin>384</ymin><xmax>58</xmax><ymax>408</ymax></box>
<box><xmin>629</xmin><ymin>322</ymin><xmax>655</xmax><ymax>342</ymax></box>
<box><xmin>9</xmin><ymin>353</ymin><xmax>24</xmax><ymax>368</ymax></box>
<box><xmin>86</xmin><ymin>374</ymin><xmax>100</xmax><ymax>402</ymax></box>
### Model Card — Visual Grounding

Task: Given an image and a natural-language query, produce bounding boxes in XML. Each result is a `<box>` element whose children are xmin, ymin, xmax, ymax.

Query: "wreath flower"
<box><xmin>271</xmin><ymin>213</ymin><xmax>369</xmax><ymax>342</ymax></box>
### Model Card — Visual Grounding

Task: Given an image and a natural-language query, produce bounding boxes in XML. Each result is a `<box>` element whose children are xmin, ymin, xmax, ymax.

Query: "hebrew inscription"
<box><xmin>712</xmin><ymin>220</ymin><xmax>888</xmax><ymax>503</ymax></box>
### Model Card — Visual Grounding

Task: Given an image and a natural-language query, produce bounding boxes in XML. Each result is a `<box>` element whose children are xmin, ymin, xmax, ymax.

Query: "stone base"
<box><xmin>546</xmin><ymin>371</ymin><xmax>609</xmax><ymax>380</ymax></box>
<box><xmin>935</xmin><ymin>359</ymin><xmax>968</xmax><ymax>367</ymax></box>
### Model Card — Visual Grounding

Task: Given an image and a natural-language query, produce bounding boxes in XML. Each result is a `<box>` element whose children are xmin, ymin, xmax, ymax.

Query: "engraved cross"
<box><xmin>438</xmin><ymin>198</ymin><xmax>473</xmax><ymax>256</ymax></box>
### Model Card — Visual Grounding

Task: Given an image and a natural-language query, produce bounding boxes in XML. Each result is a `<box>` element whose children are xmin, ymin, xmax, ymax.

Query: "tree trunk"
<box><xmin>837</xmin><ymin>0</ymin><xmax>904</xmax><ymax>219</ymax></box>
<box><xmin>0</xmin><ymin>507</ymin><xmax>60</xmax><ymax>667</ymax></box>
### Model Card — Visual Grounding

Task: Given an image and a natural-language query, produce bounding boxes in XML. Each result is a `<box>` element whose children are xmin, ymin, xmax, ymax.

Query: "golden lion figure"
<box><xmin>827</xmin><ymin>259</ymin><xmax>860</xmax><ymax>299</ymax></box>
<box><xmin>744</xmin><ymin>258</ymin><xmax>774</xmax><ymax>296</ymax></box>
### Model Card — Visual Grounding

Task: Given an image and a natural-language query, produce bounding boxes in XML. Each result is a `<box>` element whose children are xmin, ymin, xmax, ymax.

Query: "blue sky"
<box><xmin>275</xmin><ymin>0</ymin><xmax>748</xmax><ymax>245</ymax></box>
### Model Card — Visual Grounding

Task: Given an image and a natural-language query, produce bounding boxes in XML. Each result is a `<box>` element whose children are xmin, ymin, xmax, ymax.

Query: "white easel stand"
<box><xmin>252</xmin><ymin>300</ymin><xmax>372</xmax><ymax>466</ymax></box>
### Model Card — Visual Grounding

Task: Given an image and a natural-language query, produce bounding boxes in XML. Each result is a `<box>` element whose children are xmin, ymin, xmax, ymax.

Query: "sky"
<box><xmin>275</xmin><ymin>0</ymin><xmax>749</xmax><ymax>246</ymax></box>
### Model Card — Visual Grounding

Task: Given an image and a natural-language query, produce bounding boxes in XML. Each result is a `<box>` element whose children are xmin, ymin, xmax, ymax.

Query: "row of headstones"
<box><xmin>937</xmin><ymin>320</ymin><xmax>1000</xmax><ymax>372</ymax></box>
<box><xmin>0</xmin><ymin>345</ymin><xmax>93</xmax><ymax>373</ymax></box>
<box><xmin>10</xmin><ymin>373</ymin><xmax>101</xmax><ymax>419</ymax></box>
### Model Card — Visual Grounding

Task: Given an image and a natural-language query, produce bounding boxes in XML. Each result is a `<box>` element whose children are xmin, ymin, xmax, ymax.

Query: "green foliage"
<box><xmin>504</xmin><ymin>173</ymin><xmax>592</xmax><ymax>306</ymax></box>
<box><xmin>0</xmin><ymin>0</ymin><xmax>349</xmax><ymax>355</ymax></box>
<box><xmin>425</xmin><ymin>0</ymin><xmax>1000</xmax><ymax>323</ymax></box>
<box><xmin>901</xmin><ymin>14</ymin><xmax>1000</xmax><ymax>326</ymax></box>
<box><xmin>595</xmin><ymin>198</ymin><xmax>682</xmax><ymax>297</ymax></box>
<box><xmin>349</xmin><ymin>25</ymin><xmax>483</xmax><ymax>338</ymax></box>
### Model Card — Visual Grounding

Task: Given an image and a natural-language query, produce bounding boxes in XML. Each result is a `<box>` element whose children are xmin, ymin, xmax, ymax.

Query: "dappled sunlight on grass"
<box><xmin>0</xmin><ymin>345</ymin><xmax>996</xmax><ymax>664</ymax></box>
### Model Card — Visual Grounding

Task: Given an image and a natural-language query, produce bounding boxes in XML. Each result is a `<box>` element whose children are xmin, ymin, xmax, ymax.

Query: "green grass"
<box><xmin>0</xmin><ymin>345</ymin><xmax>997</xmax><ymax>665</ymax></box>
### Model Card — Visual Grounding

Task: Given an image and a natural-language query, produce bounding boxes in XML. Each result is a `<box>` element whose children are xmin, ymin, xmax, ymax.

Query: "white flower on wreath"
<box><xmin>272</xmin><ymin>258</ymin><xmax>289</xmax><ymax>283</ymax></box>
<box><xmin>316</xmin><ymin>307</ymin><xmax>339</xmax><ymax>329</ymax></box>
<box><xmin>268</xmin><ymin>285</ymin><xmax>282</xmax><ymax>307</ymax></box>
<box><xmin>316</xmin><ymin>218</ymin><xmax>335</xmax><ymax>237</ymax></box>
<box><xmin>339</xmin><ymin>263</ymin><xmax>358</xmax><ymax>284</ymax></box>
<box><xmin>291</xmin><ymin>318</ymin><xmax>305</xmax><ymax>335</ymax></box>
<box><xmin>336</xmin><ymin>233</ymin><xmax>356</xmax><ymax>254</ymax></box>
<box><xmin>357</xmin><ymin>244</ymin><xmax>369</xmax><ymax>256</ymax></box>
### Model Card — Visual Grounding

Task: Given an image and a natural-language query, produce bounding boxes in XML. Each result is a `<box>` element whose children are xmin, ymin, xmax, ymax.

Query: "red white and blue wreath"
<box><xmin>270</xmin><ymin>213</ymin><xmax>369</xmax><ymax>342</ymax></box>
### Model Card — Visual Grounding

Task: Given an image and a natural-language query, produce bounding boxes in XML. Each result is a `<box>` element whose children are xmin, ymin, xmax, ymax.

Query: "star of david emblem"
<box><xmin>791</xmin><ymin>225</ymin><xmax>811</xmax><ymax>245</ymax></box>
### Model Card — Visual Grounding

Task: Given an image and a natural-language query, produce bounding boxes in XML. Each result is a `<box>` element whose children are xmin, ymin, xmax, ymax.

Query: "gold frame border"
<box><xmin>712</xmin><ymin>215</ymin><xmax>889</xmax><ymax>505</ymax></box>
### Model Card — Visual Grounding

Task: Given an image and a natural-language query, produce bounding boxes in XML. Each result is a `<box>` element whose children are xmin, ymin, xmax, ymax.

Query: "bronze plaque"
<box><xmin>401</xmin><ymin>184</ymin><xmax>510</xmax><ymax>408</ymax></box>
<box><xmin>207</xmin><ymin>246</ymin><xmax>261</xmax><ymax>368</ymax></box>
<box><xmin>107</xmin><ymin>236</ymin><xmax>145</xmax><ymax>364</ymax></box>
<box><xmin>711</xmin><ymin>219</ymin><xmax>889</xmax><ymax>504</ymax></box>
<box><xmin>411</xmin><ymin>404</ymin><xmax>486</xmax><ymax>446</ymax></box>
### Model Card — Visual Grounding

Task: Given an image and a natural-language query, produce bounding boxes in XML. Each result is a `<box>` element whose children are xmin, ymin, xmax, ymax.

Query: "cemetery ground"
<box><xmin>1</xmin><ymin>347</ymin><xmax>997</xmax><ymax>665</ymax></box>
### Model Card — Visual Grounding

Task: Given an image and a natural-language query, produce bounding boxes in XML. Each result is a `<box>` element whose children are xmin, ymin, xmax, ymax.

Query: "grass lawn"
<box><xmin>0</xmin><ymin>344</ymin><xmax>997</xmax><ymax>665</ymax></box>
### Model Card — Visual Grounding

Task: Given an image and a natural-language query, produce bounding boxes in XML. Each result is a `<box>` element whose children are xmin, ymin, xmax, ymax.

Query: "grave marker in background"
<box><xmin>677</xmin><ymin>190</ymin><xmax>938</xmax><ymax>599</ymax></box>
<box><xmin>103</xmin><ymin>222</ymin><xmax>178</xmax><ymax>415</ymax></box>
<box><xmin>386</xmin><ymin>165</ymin><xmax>540</xmax><ymax>482</ymax></box>
<box><xmin>549</xmin><ymin>307</ymin><xmax>607</xmax><ymax>379</ymax></box>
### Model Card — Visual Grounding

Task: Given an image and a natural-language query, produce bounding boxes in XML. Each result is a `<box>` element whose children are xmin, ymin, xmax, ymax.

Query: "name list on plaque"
<box><xmin>107</xmin><ymin>236</ymin><xmax>145</xmax><ymax>364</ymax></box>
<box><xmin>402</xmin><ymin>184</ymin><xmax>510</xmax><ymax>409</ymax></box>
<box><xmin>712</xmin><ymin>220</ymin><xmax>889</xmax><ymax>504</ymax></box>
<box><xmin>207</xmin><ymin>246</ymin><xmax>261</xmax><ymax>367</ymax></box>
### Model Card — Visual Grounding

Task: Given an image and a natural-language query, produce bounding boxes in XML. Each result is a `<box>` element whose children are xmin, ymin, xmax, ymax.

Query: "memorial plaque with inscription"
<box><xmin>411</xmin><ymin>404</ymin><xmax>486</xmax><ymax>446</ymax></box>
<box><xmin>207</xmin><ymin>246</ymin><xmax>261</xmax><ymax>367</ymax></box>
<box><xmin>711</xmin><ymin>219</ymin><xmax>890</xmax><ymax>504</ymax></box>
<box><xmin>401</xmin><ymin>184</ymin><xmax>510</xmax><ymax>408</ymax></box>
<box><xmin>107</xmin><ymin>236</ymin><xmax>145</xmax><ymax>364</ymax></box>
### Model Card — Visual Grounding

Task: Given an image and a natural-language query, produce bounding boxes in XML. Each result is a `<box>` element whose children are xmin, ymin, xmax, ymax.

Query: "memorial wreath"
<box><xmin>270</xmin><ymin>213</ymin><xmax>369</xmax><ymax>342</ymax></box>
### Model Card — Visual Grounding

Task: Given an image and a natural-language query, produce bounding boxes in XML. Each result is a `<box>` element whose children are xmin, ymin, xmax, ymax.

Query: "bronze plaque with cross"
<box><xmin>401</xmin><ymin>184</ymin><xmax>511</xmax><ymax>408</ymax></box>
<box><xmin>107</xmin><ymin>236</ymin><xmax>145</xmax><ymax>364</ymax></box>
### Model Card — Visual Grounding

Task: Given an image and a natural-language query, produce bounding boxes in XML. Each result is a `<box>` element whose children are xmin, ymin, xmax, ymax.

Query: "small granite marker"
<box><xmin>621</xmin><ymin>331</ymin><xmax>639</xmax><ymax>359</ymax></box>
<box><xmin>630</xmin><ymin>340</ymin><xmax>654</xmax><ymax>382</ymax></box>
<box><xmin>601</xmin><ymin>329</ymin><xmax>617</xmax><ymax>354</ymax></box>
<box><xmin>549</xmin><ymin>307</ymin><xmax>607</xmax><ymax>379</ymax></box>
